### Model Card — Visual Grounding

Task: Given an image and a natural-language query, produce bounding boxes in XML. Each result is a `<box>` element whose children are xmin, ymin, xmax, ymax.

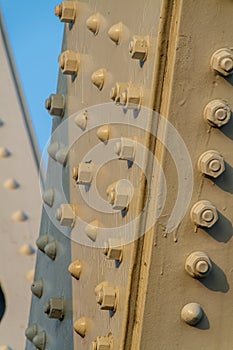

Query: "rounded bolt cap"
<box><xmin>108</xmin><ymin>22</ymin><xmax>123</xmax><ymax>45</ymax></box>
<box><xmin>31</xmin><ymin>279</ymin><xmax>43</xmax><ymax>298</ymax></box>
<box><xmin>181</xmin><ymin>303</ymin><xmax>203</xmax><ymax>326</ymax></box>
<box><xmin>74</xmin><ymin>317</ymin><xmax>87</xmax><ymax>338</ymax></box>
<box><xmin>68</xmin><ymin>259</ymin><xmax>82</xmax><ymax>279</ymax></box>
<box><xmin>25</xmin><ymin>324</ymin><xmax>38</xmax><ymax>341</ymax></box>
<box><xmin>86</xmin><ymin>13</ymin><xmax>100</xmax><ymax>35</ymax></box>
<box><xmin>190</xmin><ymin>200</ymin><xmax>218</xmax><ymax>228</ymax></box>
<box><xmin>97</xmin><ymin>125</ymin><xmax>110</xmax><ymax>143</ymax></box>
<box><xmin>32</xmin><ymin>331</ymin><xmax>46</xmax><ymax>350</ymax></box>
<box><xmin>204</xmin><ymin>99</ymin><xmax>231</xmax><ymax>127</ymax></box>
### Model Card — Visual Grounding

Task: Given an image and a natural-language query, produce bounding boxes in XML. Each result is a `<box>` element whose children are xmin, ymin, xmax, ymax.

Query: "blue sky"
<box><xmin>0</xmin><ymin>0</ymin><xmax>63</xmax><ymax>153</ymax></box>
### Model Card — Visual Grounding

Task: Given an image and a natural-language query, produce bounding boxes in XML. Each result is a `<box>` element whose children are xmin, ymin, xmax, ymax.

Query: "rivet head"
<box><xmin>198</xmin><ymin>150</ymin><xmax>225</xmax><ymax>178</ymax></box>
<box><xmin>31</xmin><ymin>279</ymin><xmax>44</xmax><ymax>298</ymax></box>
<box><xmin>185</xmin><ymin>251</ymin><xmax>212</xmax><ymax>278</ymax></box>
<box><xmin>86</xmin><ymin>13</ymin><xmax>100</xmax><ymax>35</ymax></box>
<box><xmin>18</xmin><ymin>244</ymin><xmax>35</xmax><ymax>256</ymax></box>
<box><xmin>181</xmin><ymin>303</ymin><xmax>203</xmax><ymax>326</ymax></box>
<box><xmin>108</xmin><ymin>22</ymin><xmax>123</xmax><ymax>45</ymax></box>
<box><xmin>36</xmin><ymin>234</ymin><xmax>49</xmax><ymax>252</ymax></box>
<box><xmin>32</xmin><ymin>331</ymin><xmax>46</xmax><ymax>350</ymax></box>
<box><xmin>68</xmin><ymin>260</ymin><xmax>82</xmax><ymax>279</ymax></box>
<box><xmin>3</xmin><ymin>178</ymin><xmax>19</xmax><ymax>190</ymax></box>
<box><xmin>47</xmin><ymin>142</ymin><xmax>61</xmax><ymax>160</ymax></box>
<box><xmin>0</xmin><ymin>147</ymin><xmax>10</xmax><ymax>158</ymax></box>
<box><xmin>74</xmin><ymin>111</ymin><xmax>88</xmax><ymax>130</ymax></box>
<box><xmin>91</xmin><ymin>69</ymin><xmax>106</xmax><ymax>90</ymax></box>
<box><xmin>11</xmin><ymin>210</ymin><xmax>28</xmax><ymax>222</ymax></box>
<box><xmin>204</xmin><ymin>99</ymin><xmax>231</xmax><ymax>127</ymax></box>
<box><xmin>44</xmin><ymin>240</ymin><xmax>57</xmax><ymax>260</ymax></box>
<box><xmin>55</xmin><ymin>146</ymin><xmax>69</xmax><ymax>166</ymax></box>
<box><xmin>74</xmin><ymin>317</ymin><xmax>87</xmax><ymax>337</ymax></box>
<box><xmin>85</xmin><ymin>220</ymin><xmax>100</xmax><ymax>242</ymax></box>
<box><xmin>25</xmin><ymin>324</ymin><xmax>38</xmax><ymax>341</ymax></box>
<box><xmin>42</xmin><ymin>188</ymin><xmax>55</xmax><ymax>207</ymax></box>
<box><xmin>190</xmin><ymin>200</ymin><xmax>218</xmax><ymax>228</ymax></box>
<box><xmin>26</xmin><ymin>269</ymin><xmax>35</xmax><ymax>282</ymax></box>
<box><xmin>211</xmin><ymin>48</ymin><xmax>233</xmax><ymax>76</ymax></box>
<box><xmin>97</xmin><ymin>125</ymin><xmax>110</xmax><ymax>143</ymax></box>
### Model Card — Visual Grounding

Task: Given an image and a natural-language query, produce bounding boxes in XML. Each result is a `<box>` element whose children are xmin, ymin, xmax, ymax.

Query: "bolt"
<box><xmin>185</xmin><ymin>251</ymin><xmax>212</xmax><ymax>278</ymax></box>
<box><xmin>190</xmin><ymin>200</ymin><xmax>218</xmax><ymax>228</ymax></box>
<box><xmin>56</xmin><ymin>208</ymin><xmax>62</xmax><ymax>221</ymax></box>
<box><xmin>129</xmin><ymin>36</ymin><xmax>149</xmax><ymax>61</ymax></box>
<box><xmin>198</xmin><ymin>150</ymin><xmax>225</xmax><ymax>178</ymax></box>
<box><xmin>110</xmin><ymin>86</ymin><xmax>117</xmax><ymax>101</ymax></box>
<box><xmin>44</xmin><ymin>297</ymin><xmax>64</xmax><ymax>320</ymax></box>
<box><xmin>72</xmin><ymin>166</ymin><xmax>79</xmax><ymax>181</ymax></box>
<box><xmin>204</xmin><ymin>99</ymin><xmax>231</xmax><ymax>127</ymax></box>
<box><xmin>211</xmin><ymin>48</ymin><xmax>233</xmax><ymax>76</ymax></box>
<box><xmin>181</xmin><ymin>303</ymin><xmax>203</xmax><ymax>326</ymax></box>
<box><xmin>201</xmin><ymin>209</ymin><xmax>214</xmax><ymax>222</ymax></box>
<box><xmin>45</xmin><ymin>97</ymin><xmax>51</xmax><ymax>110</ymax></box>
<box><xmin>94</xmin><ymin>282</ymin><xmax>118</xmax><ymax>311</ymax></box>
<box><xmin>86</xmin><ymin>13</ymin><xmax>101</xmax><ymax>35</ymax></box>
<box><xmin>220</xmin><ymin>57</ymin><xmax>233</xmax><ymax>72</ymax></box>
<box><xmin>54</xmin><ymin>5</ymin><xmax>62</xmax><ymax>17</ymax></box>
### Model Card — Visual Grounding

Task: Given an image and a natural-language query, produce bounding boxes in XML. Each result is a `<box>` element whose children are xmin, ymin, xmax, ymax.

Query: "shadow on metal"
<box><xmin>199</xmin><ymin>261</ymin><xmax>229</xmax><ymax>293</ymax></box>
<box><xmin>0</xmin><ymin>284</ymin><xmax>6</xmax><ymax>321</ymax></box>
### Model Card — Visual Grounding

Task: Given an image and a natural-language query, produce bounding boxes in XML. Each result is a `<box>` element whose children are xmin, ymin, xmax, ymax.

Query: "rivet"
<box><xmin>44</xmin><ymin>297</ymin><xmax>64</xmax><ymax>320</ymax></box>
<box><xmin>181</xmin><ymin>303</ymin><xmax>203</xmax><ymax>326</ymax></box>
<box><xmin>47</xmin><ymin>142</ymin><xmax>61</xmax><ymax>160</ymax></box>
<box><xmin>31</xmin><ymin>279</ymin><xmax>44</xmax><ymax>298</ymax></box>
<box><xmin>0</xmin><ymin>147</ymin><xmax>10</xmax><ymax>158</ymax></box>
<box><xmin>86</xmin><ymin>13</ymin><xmax>100</xmax><ymax>35</ymax></box>
<box><xmin>73</xmin><ymin>317</ymin><xmax>87</xmax><ymax>337</ymax></box>
<box><xmin>44</xmin><ymin>240</ymin><xmax>57</xmax><ymax>260</ymax></box>
<box><xmin>25</xmin><ymin>324</ymin><xmax>38</xmax><ymax>341</ymax></box>
<box><xmin>11</xmin><ymin>210</ymin><xmax>28</xmax><ymax>222</ymax></box>
<box><xmin>85</xmin><ymin>220</ymin><xmax>100</xmax><ymax>242</ymax></box>
<box><xmin>74</xmin><ymin>111</ymin><xmax>88</xmax><ymax>130</ymax></box>
<box><xmin>18</xmin><ymin>244</ymin><xmax>35</xmax><ymax>256</ymax></box>
<box><xmin>55</xmin><ymin>146</ymin><xmax>69</xmax><ymax>166</ymax></box>
<box><xmin>42</xmin><ymin>188</ymin><xmax>55</xmax><ymax>207</ymax></box>
<box><xmin>97</xmin><ymin>125</ymin><xmax>110</xmax><ymax>143</ymax></box>
<box><xmin>68</xmin><ymin>259</ymin><xmax>82</xmax><ymax>279</ymax></box>
<box><xmin>26</xmin><ymin>269</ymin><xmax>35</xmax><ymax>282</ymax></box>
<box><xmin>32</xmin><ymin>331</ymin><xmax>46</xmax><ymax>350</ymax></box>
<box><xmin>91</xmin><ymin>69</ymin><xmax>106</xmax><ymax>90</ymax></box>
<box><xmin>36</xmin><ymin>234</ymin><xmax>49</xmax><ymax>252</ymax></box>
<box><xmin>108</xmin><ymin>22</ymin><xmax>123</xmax><ymax>45</ymax></box>
<box><xmin>3</xmin><ymin>178</ymin><xmax>19</xmax><ymax>190</ymax></box>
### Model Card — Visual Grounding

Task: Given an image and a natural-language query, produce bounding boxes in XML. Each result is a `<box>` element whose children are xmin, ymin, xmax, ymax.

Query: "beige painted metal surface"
<box><xmin>0</xmin><ymin>11</ymin><xmax>41</xmax><ymax>350</ymax></box>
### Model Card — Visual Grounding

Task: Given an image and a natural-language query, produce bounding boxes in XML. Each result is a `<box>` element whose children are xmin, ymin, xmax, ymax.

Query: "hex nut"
<box><xmin>114</xmin><ymin>137</ymin><xmax>136</xmax><ymax>161</ymax></box>
<box><xmin>204</xmin><ymin>99</ymin><xmax>231</xmax><ymax>127</ymax></box>
<box><xmin>129</xmin><ymin>35</ymin><xmax>149</xmax><ymax>61</ymax></box>
<box><xmin>55</xmin><ymin>1</ymin><xmax>77</xmax><ymax>23</ymax></box>
<box><xmin>56</xmin><ymin>204</ymin><xmax>76</xmax><ymax>227</ymax></box>
<box><xmin>110</xmin><ymin>82</ymin><xmax>129</xmax><ymax>104</ymax></box>
<box><xmin>45</xmin><ymin>94</ymin><xmax>65</xmax><ymax>117</ymax></box>
<box><xmin>190</xmin><ymin>200</ymin><xmax>218</xmax><ymax>228</ymax></box>
<box><xmin>91</xmin><ymin>336</ymin><xmax>112</xmax><ymax>350</ymax></box>
<box><xmin>59</xmin><ymin>50</ymin><xmax>80</xmax><ymax>75</ymax></box>
<box><xmin>44</xmin><ymin>297</ymin><xmax>64</xmax><ymax>320</ymax></box>
<box><xmin>120</xmin><ymin>84</ymin><xmax>143</xmax><ymax>110</ymax></box>
<box><xmin>106</xmin><ymin>180</ymin><xmax>132</xmax><ymax>210</ymax></box>
<box><xmin>95</xmin><ymin>282</ymin><xmax>118</xmax><ymax>311</ymax></box>
<box><xmin>198</xmin><ymin>150</ymin><xmax>225</xmax><ymax>178</ymax></box>
<box><xmin>103</xmin><ymin>239</ymin><xmax>123</xmax><ymax>261</ymax></box>
<box><xmin>73</xmin><ymin>162</ymin><xmax>94</xmax><ymax>185</ymax></box>
<box><xmin>211</xmin><ymin>48</ymin><xmax>233</xmax><ymax>76</ymax></box>
<box><xmin>185</xmin><ymin>251</ymin><xmax>212</xmax><ymax>278</ymax></box>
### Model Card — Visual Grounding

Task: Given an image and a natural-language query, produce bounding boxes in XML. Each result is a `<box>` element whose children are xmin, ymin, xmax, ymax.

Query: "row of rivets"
<box><xmin>36</xmin><ymin>234</ymin><xmax>57</xmax><ymax>260</ymax></box>
<box><xmin>25</xmin><ymin>324</ymin><xmax>46</xmax><ymax>350</ymax></box>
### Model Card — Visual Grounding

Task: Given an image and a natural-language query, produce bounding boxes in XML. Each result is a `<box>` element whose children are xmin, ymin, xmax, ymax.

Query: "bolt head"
<box><xmin>129</xmin><ymin>36</ymin><xmax>149</xmax><ymax>61</ymax></box>
<box><xmin>198</xmin><ymin>150</ymin><xmax>225</xmax><ymax>178</ymax></box>
<box><xmin>204</xmin><ymin>99</ymin><xmax>231</xmax><ymax>127</ymax></box>
<box><xmin>190</xmin><ymin>200</ymin><xmax>218</xmax><ymax>228</ymax></box>
<box><xmin>211</xmin><ymin>48</ymin><xmax>233</xmax><ymax>76</ymax></box>
<box><xmin>181</xmin><ymin>303</ymin><xmax>203</xmax><ymax>326</ymax></box>
<box><xmin>95</xmin><ymin>283</ymin><xmax>117</xmax><ymax>311</ymax></box>
<box><xmin>185</xmin><ymin>251</ymin><xmax>212</xmax><ymax>278</ymax></box>
<box><xmin>59</xmin><ymin>50</ymin><xmax>79</xmax><ymax>75</ymax></box>
<box><xmin>55</xmin><ymin>1</ymin><xmax>76</xmax><ymax>23</ymax></box>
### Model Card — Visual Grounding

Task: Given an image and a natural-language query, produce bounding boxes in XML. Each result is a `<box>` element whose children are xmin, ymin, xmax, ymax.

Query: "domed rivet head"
<box><xmin>108</xmin><ymin>22</ymin><xmax>123</xmax><ymax>45</ymax></box>
<box><xmin>74</xmin><ymin>317</ymin><xmax>87</xmax><ymax>337</ymax></box>
<box><xmin>97</xmin><ymin>125</ymin><xmax>110</xmax><ymax>143</ymax></box>
<box><xmin>26</xmin><ymin>269</ymin><xmax>35</xmax><ymax>282</ymax></box>
<box><xmin>47</xmin><ymin>142</ymin><xmax>61</xmax><ymax>160</ymax></box>
<box><xmin>36</xmin><ymin>234</ymin><xmax>49</xmax><ymax>252</ymax></box>
<box><xmin>91</xmin><ymin>69</ymin><xmax>106</xmax><ymax>90</ymax></box>
<box><xmin>18</xmin><ymin>244</ymin><xmax>35</xmax><ymax>256</ymax></box>
<box><xmin>74</xmin><ymin>111</ymin><xmax>88</xmax><ymax>130</ymax></box>
<box><xmin>42</xmin><ymin>188</ymin><xmax>55</xmax><ymax>207</ymax></box>
<box><xmin>45</xmin><ymin>94</ymin><xmax>65</xmax><ymax>117</ymax></box>
<box><xmin>68</xmin><ymin>260</ymin><xmax>82</xmax><ymax>279</ymax></box>
<box><xmin>211</xmin><ymin>48</ymin><xmax>233</xmax><ymax>76</ymax></box>
<box><xmin>190</xmin><ymin>200</ymin><xmax>218</xmax><ymax>228</ymax></box>
<box><xmin>185</xmin><ymin>251</ymin><xmax>212</xmax><ymax>278</ymax></box>
<box><xmin>86</xmin><ymin>13</ymin><xmax>101</xmax><ymax>35</ymax></box>
<box><xmin>204</xmin><ymin>99</ymin><xmax>231</xmax><ymax>127</ymax></box>
<box><xmin>59</xmin><ymin>50</ymin><xmax>80</xmax><ymax>75</ymax></box>
<box><xmin>11</xmin><ymin>210</ymin><xmax>28</xmax><ymax>222</ymax></box>
<box><xmin>44</xmin><ymin>297</ymin><xmax>64</xmax><ymax>320</ymax></box>
<box><xmin>25</xmin><ymin>324</ymin><xmax>38</xmax><ymax>341</ymax></box>
<box><xmin>55</xmin><ymin>146</ymin><xmax>69</xmax><ymax>166</ymax></box>
<box><xmin>32</xmin><ymin>331</ymin><xmax>46</xmax><ymax>350</ymax></box>
<box><xmin>94</xmin><ymin>282</ymin><xmax>118</xmax><ymax>311</ymax></box>
<box><xmin>129</xmin><ymin>35</ymin><xmax>149</xmax><ymax>61</ymax></box>
<box><xmin>56</xmin><ymin>204</ymin><xmax>76</xmax><ymax>227</ymax></box>
<box><xmin>54</xmin><ymin>1</ymin><xmax>77</xmax><ymax>23</ymax></box>
<box><xmin>0</xmin><ymin>147</ymin><xmax>10</xmax><ymax>158</ymax></box>
<box><xmin>31</xmin><ymin>279</ymin><xmax>44</xmax><ymax>298</ymax></box>
<box><xmin>181</xmin><ymin>303</ymin><xmax>203</xmax><ymax>326</ymax></box>
<box><xmin>44</xmin><ymin>240</ymin><xmax>57</xmax><ymax>260</ymax></box>
<box><xmin>3</xmin><ymin>178</ymin><xmax>19</xmax><ymax>190</ymax></box>
<box><xmin>85</xmin><ymin>220</ymin><xmax>100</xmax><ymax>242</ymax></box>
<box><xmin>198</xmin><ymin>150</ymin><xmax>225</xmax><ymax>178</ymax></box>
